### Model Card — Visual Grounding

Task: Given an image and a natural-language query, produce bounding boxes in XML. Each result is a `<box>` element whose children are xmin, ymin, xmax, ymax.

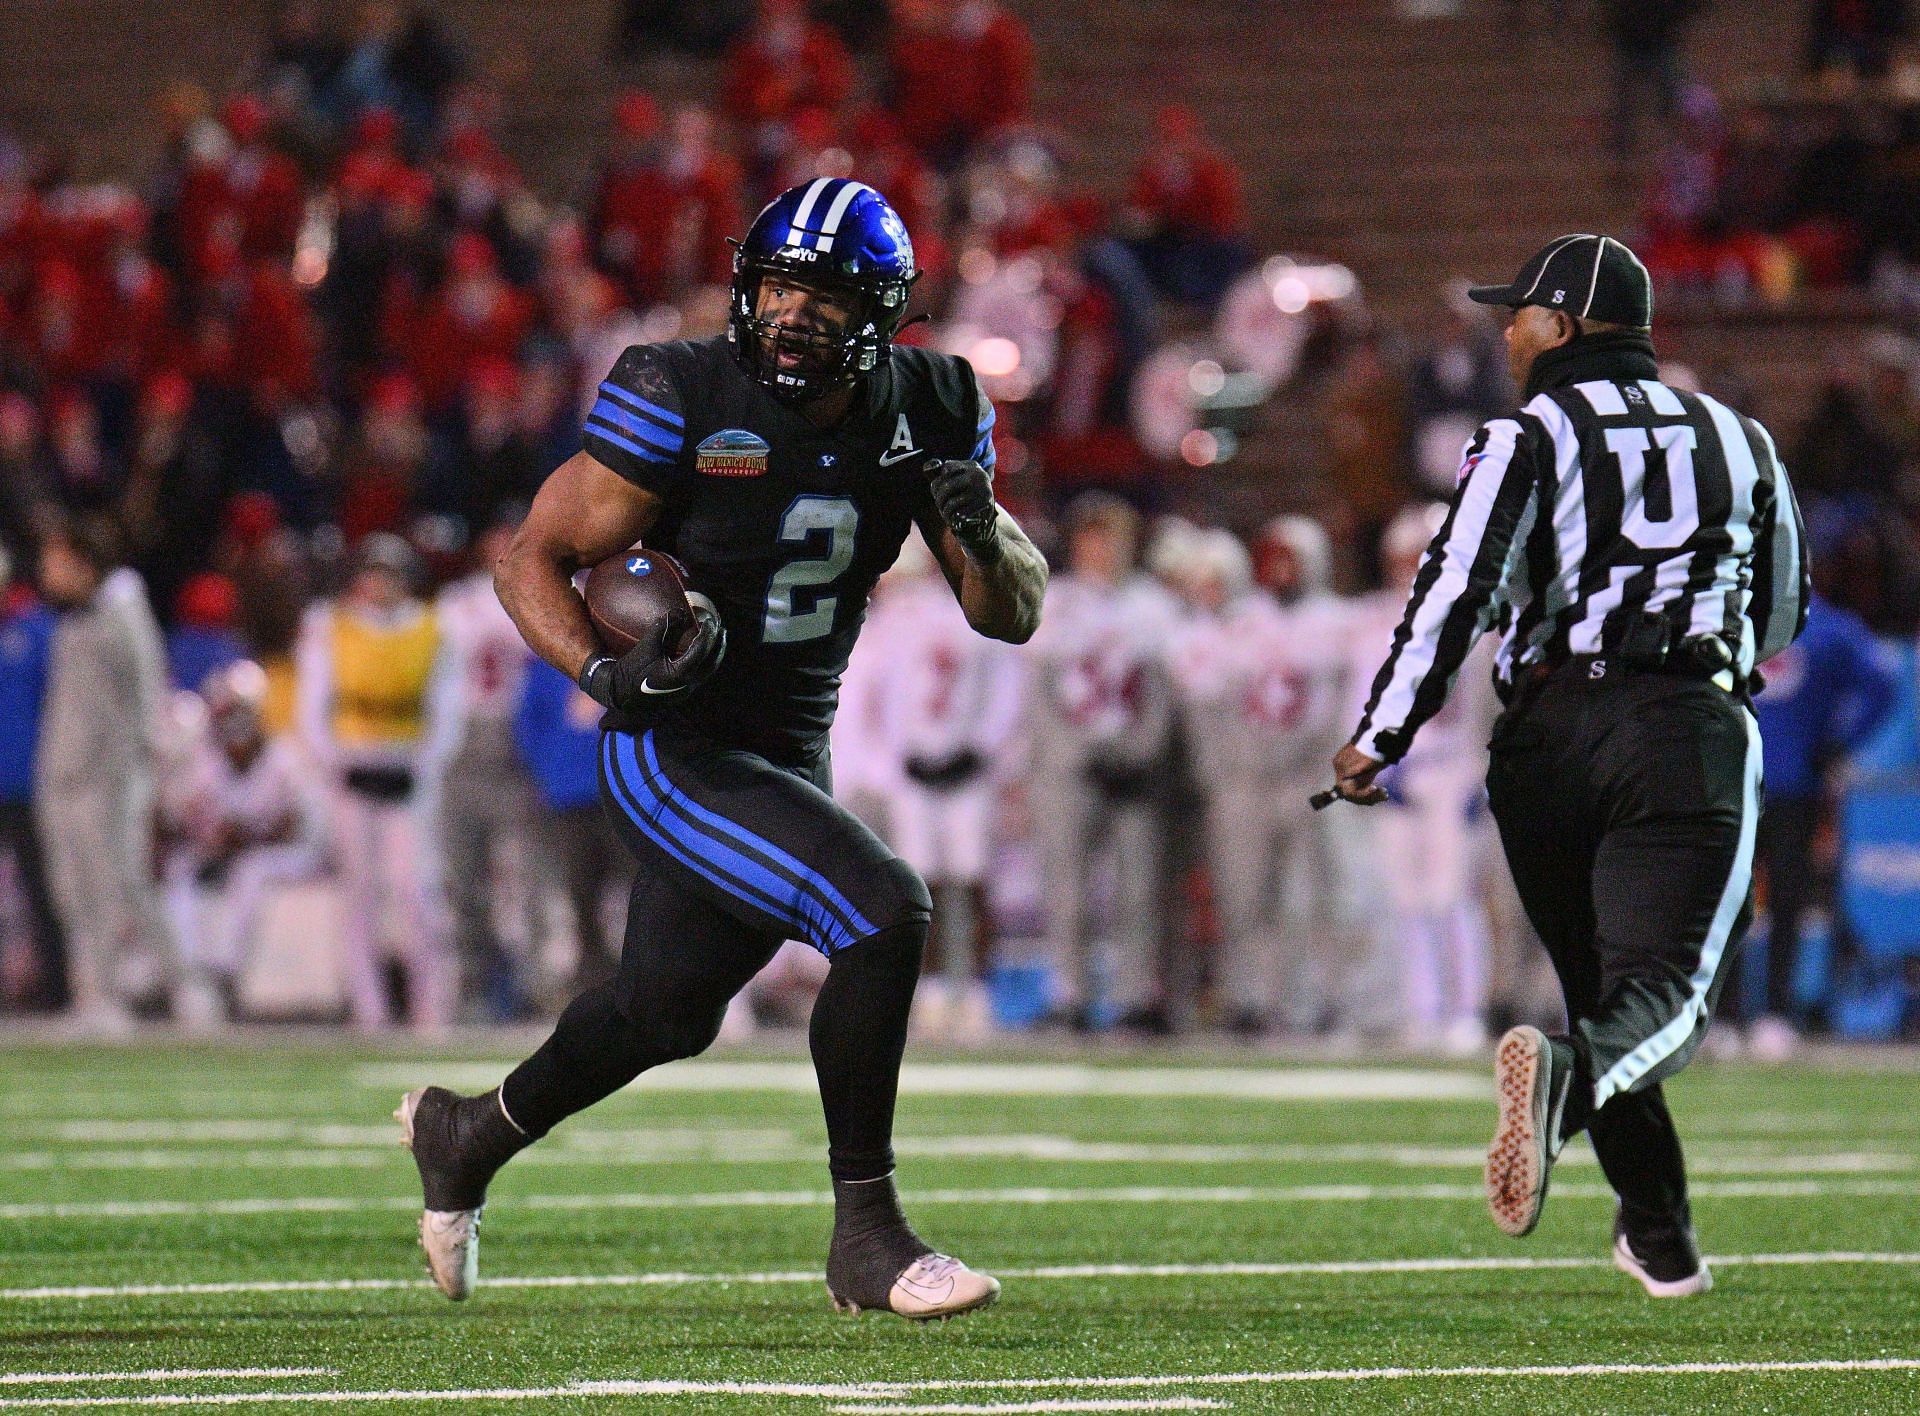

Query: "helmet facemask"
<box><xmin>728</xmin><ymin>252</ymin><xmax>914</xmax><ymax>404</ymax></box>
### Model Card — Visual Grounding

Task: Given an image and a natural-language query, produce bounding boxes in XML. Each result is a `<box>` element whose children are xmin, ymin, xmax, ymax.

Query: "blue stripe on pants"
<box><xmin>600</xmin><ymin>734</ymin><xmax>811</xmax><ymax>942</ymax></box>
<box><xmin>638</xmin><ymin>731</ymin><xmax>877</xmax><ymax>941</ymax></box>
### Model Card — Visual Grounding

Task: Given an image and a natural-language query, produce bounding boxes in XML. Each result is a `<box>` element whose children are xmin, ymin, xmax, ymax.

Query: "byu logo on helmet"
<box><xmin>626</xmin><ymin>555</ymin><xmax>652</xmax><ymax>577</ymax></box>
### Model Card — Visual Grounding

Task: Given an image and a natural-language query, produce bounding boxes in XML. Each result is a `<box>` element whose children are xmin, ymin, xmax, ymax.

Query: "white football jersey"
<box><xmin>1029</xmin><ymin>572</ymin><xmax>1180</xmax><ymax>747</ymax></box>
<box><xmin>435</xmin><ymin>572</ymin><xmax>531</xmax><ymax>726</ymax></box>
<box><xmin>1173</xmin><ymin>590</ymin><xmax>1351</xmax><ymax>782</ymax></box>
<box><xmin>861</xmin><ymin>577</ymin><xmax>1026</xmax><ymax>765</ymax></box>
<box><xmin>174</xmin><ymin>736</ymin><xmax>325</xmax><ymax>857</ymax></box>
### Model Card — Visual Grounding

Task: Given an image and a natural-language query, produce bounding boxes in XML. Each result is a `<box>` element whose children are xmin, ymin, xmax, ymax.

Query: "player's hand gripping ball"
<box><xmin>579</xmin><ymin>549</ymin><xmax>727</xmax><ymax>713</ymax></box>
<box><xmin>925</xmin><ymin>458</ymin><xmax>1002</xmax><ymax>563</ymax></box>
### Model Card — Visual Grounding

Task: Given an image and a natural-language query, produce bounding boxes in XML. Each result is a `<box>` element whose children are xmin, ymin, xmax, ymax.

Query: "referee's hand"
<box><xmin>1331</xmin><ymin>744</ymin><xmax>1388</xmax><ymax>806</ymax></box>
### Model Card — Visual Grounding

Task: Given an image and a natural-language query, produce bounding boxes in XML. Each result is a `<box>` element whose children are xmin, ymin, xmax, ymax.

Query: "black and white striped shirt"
<box><xmin>1352</xmin><ymin>375</ymin><xmax>1809</xmax><ymax>764</ymax></box>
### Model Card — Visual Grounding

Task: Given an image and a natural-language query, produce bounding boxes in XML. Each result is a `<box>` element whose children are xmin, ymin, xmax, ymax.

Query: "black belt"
<box><xmin>1511</xmin><ymin>637</ymin><xmax>1738</xmax><ymax>696</ymax></box>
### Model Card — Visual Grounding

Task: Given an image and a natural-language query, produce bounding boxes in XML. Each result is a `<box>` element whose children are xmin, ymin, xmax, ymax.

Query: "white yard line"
<box><xmin>2</xmin><ymin>1176</ymin><xmax>1916</xmax><ymax>1222</ymax></box>
<box><xmin>353</xmin><ymin>1061</ymin><xmax>1488</xmax><ymax>1101</ymax></box>
<box><xmin>2</xmin><ymin>1360</ymin><xmax>1918</xmax><ymax>1410</ymax></box>
<box><xmin>4</xmin><ymin>1250</ymin><xmax>1919</xmax><ymax>1304</ymax></box>
<box><xmin>833</xmin><ymin>1404</ymin><xmax>1223</xmax><ymax>1415</ymax></box>
<box><xmin>2</xmin><ymin>1137</ymin><xmax>1909</xmax><ymax>1176</ymax></box>
<box><xmin>12</xmin><ymin>1123</ymin><xmax>1909</xmax><ymax>1175</ymax></box>
<box><xmin>0</xmin><ymin>1372</ymin><xmax>332</xmax><ymax>1389</ymax></box>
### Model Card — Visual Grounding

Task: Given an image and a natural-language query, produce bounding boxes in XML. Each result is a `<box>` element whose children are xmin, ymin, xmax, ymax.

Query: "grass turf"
<box><xmin>0</xmin><ymin>1040</ymin><xmax>1916</xmax><ymax>1413</ymax></box>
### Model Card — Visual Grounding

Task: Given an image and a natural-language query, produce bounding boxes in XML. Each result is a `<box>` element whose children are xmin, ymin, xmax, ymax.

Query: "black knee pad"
<box><xmin>867</xmin><ymin>857</ymin><xmax>933</xmax><ymax>936</ymax></box>
<box><xmin>618</xmin><ymin>990</ymin><xmax>728</xmax><ymax>1064</ymax></box>
<box><xmin>831</xmin><ymin>914</ymin><xmax>928</xmax><ymax>984</ymax></box>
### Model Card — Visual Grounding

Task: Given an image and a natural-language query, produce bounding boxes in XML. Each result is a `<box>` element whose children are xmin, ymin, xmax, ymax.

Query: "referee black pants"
<box><xmin>1486</xmin><ymin>669</ymin><xmax>1761</xmax><ymax>1230</ymax></box>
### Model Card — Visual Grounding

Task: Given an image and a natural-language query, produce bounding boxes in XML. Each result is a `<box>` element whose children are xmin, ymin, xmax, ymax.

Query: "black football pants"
<box><xmin>1486</xmin><ymin>669</ymin><xmax>1761</xmax><ymax>1231</ymax></box>
<box><xmin>503</xmin><ymin>726</ymin><xmax>932</xmax><ymax>1181</ymax></box>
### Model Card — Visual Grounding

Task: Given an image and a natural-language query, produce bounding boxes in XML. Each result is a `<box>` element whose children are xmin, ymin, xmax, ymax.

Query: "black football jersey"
<box><xmin>581</xmin><ymin>335</ymin><xmax>997</xmax><ymax>757</ymax></box>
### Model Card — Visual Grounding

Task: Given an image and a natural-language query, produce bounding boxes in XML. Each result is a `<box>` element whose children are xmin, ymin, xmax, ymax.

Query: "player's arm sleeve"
<box><xmin>911</xmin><ymin>358</ymin><xmax>1000</xmax><ymax>546</ymax></box>
<box><xmin>581</xmin><ymin>344</ymin><xmax>690</xmax><ymax>497</ymax></box>
<box><xmin>1351</xmin><ymin>417</ymin><xmax>1538</xmax><ymax>764</ymax></box>
<box><xmin>1748</xmin><ymin>423</ymin><xmax>1810</xmax><ymax>665</ymax></box>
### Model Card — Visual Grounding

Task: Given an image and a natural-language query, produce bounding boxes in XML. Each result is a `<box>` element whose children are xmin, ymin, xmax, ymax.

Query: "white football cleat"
<box><xmin>416</xmin><ymin>1206</ymin><xmax>482</xmax><ymax>1301</ymax></box>
<box><xmin>830</xmin><ymin>1252</ymin><xmax>1001</xmax><ymax>1321</ymax></box>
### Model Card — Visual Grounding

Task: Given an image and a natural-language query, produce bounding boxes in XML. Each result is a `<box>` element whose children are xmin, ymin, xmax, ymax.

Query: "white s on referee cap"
<box><xmin>1468</xmin><ymin>234</ymin><xmax>1653</xmax><ymax>328</ymax></box>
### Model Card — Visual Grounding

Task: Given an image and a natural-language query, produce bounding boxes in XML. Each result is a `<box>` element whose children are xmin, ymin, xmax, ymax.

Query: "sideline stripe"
<box><xmin>4</xmin><ymin>1251</ymin><xmax>1918</xmax><ymax>1304</ymax></box>
<box><xmin>0</xmin><ymin>1372</ymin><xmax>332</xmax><ymax>1389</ymax></box>
<box><xmin>0</xmin><ymin>1177</ymin><xmax>1914</xmax><ymax>1223</ymax></box>
<box><xmin>1</xmin><ymin>1361</ymin><xmax>1917</xmax><ymax>1410</ymax></box>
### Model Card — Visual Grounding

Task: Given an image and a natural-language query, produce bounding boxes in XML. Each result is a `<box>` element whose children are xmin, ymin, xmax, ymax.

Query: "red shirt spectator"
<box><xmin>721</xmin><ymin>0</ymin><xmax>854</xmax><ymax>131</ymax></box>
<box><xmin>187</xmin><ymin>241</ymin><xmax>319</xmax><ymax>402</ymax></box>
<box><xmin>177</xmin><ymin>95</ymin><xmax>305</xmax><ymax>280</ymax></box>
<box><xmin>1128</xmin><ymin>104</ymin><xmax>1246</xmax><ymax>241</ymax></box>
<box><xmin>592</xmin><ymin>103</ymin><xmax>744</xmax><ymax>305</ymax></box>
<box><xmin>887</xmin><ymin>0</ymin><xmax>1032</xmax><ymax>163</ymax></box>
<box><xmin>394</xmin><ymin>232</ymin><xmax>534</xmax><ymax>410</ymax></box>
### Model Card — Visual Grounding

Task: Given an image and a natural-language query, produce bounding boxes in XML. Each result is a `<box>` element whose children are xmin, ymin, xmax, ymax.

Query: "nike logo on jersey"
<box><xmin>877</xmin><ymin>447</ymin><xmax>924</xmax><ymax>467</ymax></box>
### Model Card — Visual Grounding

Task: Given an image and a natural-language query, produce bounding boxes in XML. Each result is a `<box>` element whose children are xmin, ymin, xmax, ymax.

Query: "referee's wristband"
<box><xmin>577</xmin><ymin>653</ymin><xmax>617</xmax><ymax>709</ymax></box>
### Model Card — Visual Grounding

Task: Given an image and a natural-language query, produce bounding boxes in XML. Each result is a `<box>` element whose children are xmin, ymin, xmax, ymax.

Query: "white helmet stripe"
<box><xmin>812</xmin><ymin>180</ymin><xmax>871</xmax><ymax>251</ymax></box>
<box><xmin>786</xmin><ymin>177</ymin><xmax>833</xmax><ymax>246</ymax></box>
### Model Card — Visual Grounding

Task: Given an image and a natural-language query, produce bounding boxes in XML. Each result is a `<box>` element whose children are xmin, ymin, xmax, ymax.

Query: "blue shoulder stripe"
<box><xmin>585</xmin><ymin>417</ymin><xmax>675</xmax><ymax>465</ymax></box>
<box><xmin>590</xmin><ymin>397</ymin><xmax>681</xmax><ymax>453</ymax></box>
<box><xmin>599</xmin><ymin>381</ymin><xmax>686</xmax><ymax>431</ymax></box>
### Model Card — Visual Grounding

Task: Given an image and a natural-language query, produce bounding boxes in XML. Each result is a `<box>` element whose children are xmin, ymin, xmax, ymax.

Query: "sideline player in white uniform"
<box><xmin>862</xmin><ymin>532</ymin><xmax>1025</xmax><ymax>1041</ymax></box>
<box><xmin>434</xmin><ymin>513</ymin><xmax>538</xmax><ymax>1018</ymax></box>
<box><xmin>1347</xmin><ymin>503</ymin><xmax>1497</xmax><ymax>1051</ymax></box>
<box><xmin>1027</xmin><ymin>494</ymin><xmax>1181</xmax><ymax>1029</ymax></box>
<box><xmin>164</xmin><ymin>661</ymin><xmax>326</xmax><ymax>1026</ymax></box>
<box><xmin>1175</xmin><ymin>524</ymin><xmax>1351</xmax><ymax>1035</ymax></box>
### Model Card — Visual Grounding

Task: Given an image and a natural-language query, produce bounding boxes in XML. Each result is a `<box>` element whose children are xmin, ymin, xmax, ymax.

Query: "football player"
<box><xmin>397</xmin><ymin>180</ymin><xmax>1046</xmax><ymax>1319</ymax></box>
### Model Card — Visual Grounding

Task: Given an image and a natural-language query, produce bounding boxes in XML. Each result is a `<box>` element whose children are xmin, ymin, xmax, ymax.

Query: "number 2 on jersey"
<box><xmin>764</xmin><ymin>495</ymin><xmax>858</xmax><ymax>643</ymax></box>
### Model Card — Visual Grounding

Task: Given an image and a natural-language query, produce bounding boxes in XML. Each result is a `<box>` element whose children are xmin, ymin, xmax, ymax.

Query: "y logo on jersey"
<box><xmin>877</xmin><ymin>413</ymin><xmax>921</xmax><ymax>467</ymax></box>
<box><xmin>696</xmin><ymin>429</ymin><xmax>771</xmax><ymax>477</ymax></box>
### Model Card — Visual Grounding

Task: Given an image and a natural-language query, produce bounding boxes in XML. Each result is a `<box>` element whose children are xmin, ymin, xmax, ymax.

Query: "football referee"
<box><xmin>1331</xmin><ymin>234</ymin><xmax>1808</xmax><ymax>1297</ymax></box>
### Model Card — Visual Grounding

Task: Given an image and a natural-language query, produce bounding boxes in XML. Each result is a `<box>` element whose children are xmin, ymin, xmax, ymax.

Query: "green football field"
<box><xmin>1</xmin><ymin>1040</ymin><xmax>1918</xmax><ymax>1413</ymax></box>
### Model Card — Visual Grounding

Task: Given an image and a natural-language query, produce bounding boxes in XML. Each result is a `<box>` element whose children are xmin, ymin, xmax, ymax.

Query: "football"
<box><xmin>582</xmin><ymin>547</ymin><xmax>696</xmax><ymax>658</ymax></box>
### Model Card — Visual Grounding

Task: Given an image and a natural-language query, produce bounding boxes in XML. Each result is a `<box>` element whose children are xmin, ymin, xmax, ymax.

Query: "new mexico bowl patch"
<box><xmin>695</xmin><ymin>429</ymin><xmax>771</xmax><ymax>477</ymax></box>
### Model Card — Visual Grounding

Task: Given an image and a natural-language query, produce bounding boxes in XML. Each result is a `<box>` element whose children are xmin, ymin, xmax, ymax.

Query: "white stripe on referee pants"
<box><xmin>1591</xmin><ymin>706</ymin><xmax>1761</xmax><ymax>1109</ymax></box>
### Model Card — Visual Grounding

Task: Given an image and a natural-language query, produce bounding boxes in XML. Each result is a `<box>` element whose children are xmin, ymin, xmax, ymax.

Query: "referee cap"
<box><xmin>1468</xmin><ymin>234</ymin><xmax>1652</xmax><ymax>328</ymax></box>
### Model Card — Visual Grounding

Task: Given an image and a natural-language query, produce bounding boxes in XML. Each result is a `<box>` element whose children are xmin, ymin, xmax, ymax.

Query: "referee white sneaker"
<box><xmin>1613</xmin><ymin>1212</ymin><xmax>1713</xmax><ymax>1297</ymax></box>
<box><xmin>1486</xmin><ymin>1025</ymin><xmax>1572</xmax><ymax>1237</ymax></box>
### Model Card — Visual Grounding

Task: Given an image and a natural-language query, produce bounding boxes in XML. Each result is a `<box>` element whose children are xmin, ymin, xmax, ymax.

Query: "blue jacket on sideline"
<box><xmin>1754</xmin><ymin>595</ymin><xmax>1901</xmax><ymax>800</ymax></box>
<box><xmin>0</xmin><ymin>595</ymin><xmax>55</xmax><ymax>804</ymax></box>
<box><xmin>514</xmin><ymin>659</ymin><xmax>603</xmax><ymax>811</ymax></box>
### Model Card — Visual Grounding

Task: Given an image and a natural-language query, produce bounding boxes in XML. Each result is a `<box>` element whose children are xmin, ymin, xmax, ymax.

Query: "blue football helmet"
<box><xmin>728</xmin><ymin>178</ymin><xmax>918</xmax><ymax>403</ymax></box>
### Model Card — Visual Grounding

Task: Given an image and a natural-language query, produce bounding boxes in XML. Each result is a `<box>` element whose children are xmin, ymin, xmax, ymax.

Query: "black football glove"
<box><xmin>926</xmin><ymin>458</ymin><xmax>1003</xmax><ymax>564</ymax></box>
<box><xmin>579</xmin><ymin>592</ymin><xmax>727</xmax><ymax>714</ymax></box>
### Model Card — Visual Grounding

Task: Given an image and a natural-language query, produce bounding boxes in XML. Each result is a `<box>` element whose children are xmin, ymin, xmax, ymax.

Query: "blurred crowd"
<box><xmin>1596</xmin><ymin>0</ymin><xmax>1920</xmax><ymax>307</ymax></box>
<box><xmin>1</xmin><ymin>0</ymin><xmax>1918</xmax><ymax>1045</ymax></box>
